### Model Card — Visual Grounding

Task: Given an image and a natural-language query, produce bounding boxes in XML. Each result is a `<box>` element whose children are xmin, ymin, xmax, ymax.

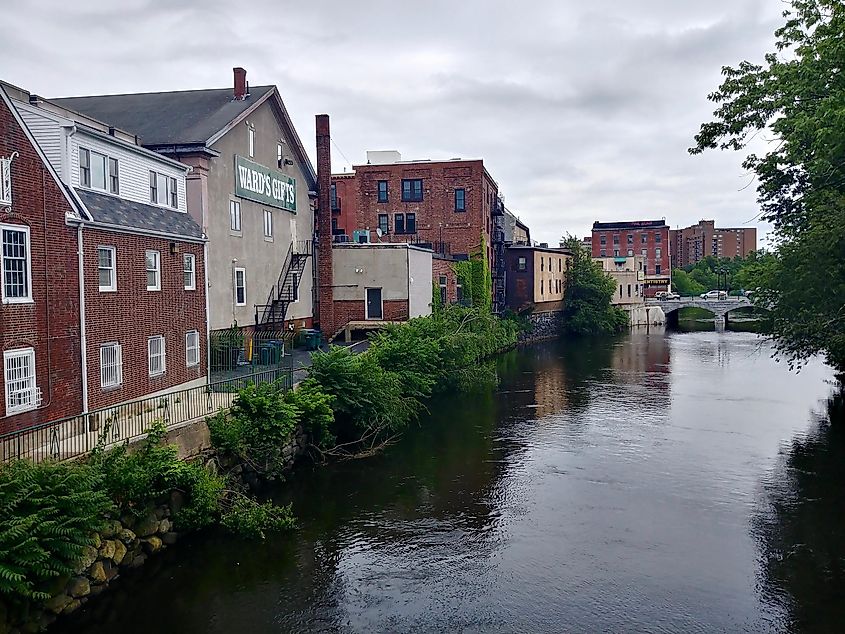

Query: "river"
<box><xmin>61</xmin><ymin>330</ymin><xmax>843</xmax><ymax>633</ymax></box>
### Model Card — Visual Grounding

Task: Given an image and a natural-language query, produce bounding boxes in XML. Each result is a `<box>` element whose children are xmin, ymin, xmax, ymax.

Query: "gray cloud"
<box><xmin>1</xmin><ymin>0</ymin><xmax>782</xmax><ymax>245</ymax></box>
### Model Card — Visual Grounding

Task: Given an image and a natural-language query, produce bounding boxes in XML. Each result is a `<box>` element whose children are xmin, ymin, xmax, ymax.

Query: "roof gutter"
<box><xmin>66</xmin><ymin>216</ymin><xmax>207</xmax><ymax>244</ymax></box>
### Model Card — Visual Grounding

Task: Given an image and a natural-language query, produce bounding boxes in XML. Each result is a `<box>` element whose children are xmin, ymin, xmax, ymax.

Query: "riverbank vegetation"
<box><xmin>559</xmin><ymin>236</ymin><xmax>629</xmax><ymax>337</ymax></box>
<box><xmin>671</xmin><ymin>251</ymin><xmax>776</xmax><ymax>297</ymax></box>
<box><xmin>691</xmin><ymin>0</ymin><xmax>845</xmax><ymax>374</ymax></box>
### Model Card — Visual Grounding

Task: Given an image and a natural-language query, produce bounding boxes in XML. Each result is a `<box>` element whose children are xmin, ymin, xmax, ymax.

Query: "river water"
<box><xmin>62</xmin><ymin>330</ymin><xmax>844</xmax><ymax>633</ymax></box>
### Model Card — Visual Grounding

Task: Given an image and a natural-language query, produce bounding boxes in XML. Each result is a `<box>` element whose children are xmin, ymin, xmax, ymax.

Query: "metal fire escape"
<box><xmin>492</xmin><ymin>194</ymin><xmax>506</xmax><ymax>313</ymax></box>
<box><xmin>255</xmin><ymin>240</ymin><xmax>312</xmax><ymax>330</ymax></box>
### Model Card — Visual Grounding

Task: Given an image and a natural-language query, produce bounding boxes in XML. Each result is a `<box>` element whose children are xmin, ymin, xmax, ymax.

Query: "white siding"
<box><xmin>15</xmin><ymin>104</ymin><xmax>65</xmax><ymax>178</ymax></box>
<box><xmin>69</xmin><ymin>133</ymin><xmax>187</xmax><ymax>212</ymax></box>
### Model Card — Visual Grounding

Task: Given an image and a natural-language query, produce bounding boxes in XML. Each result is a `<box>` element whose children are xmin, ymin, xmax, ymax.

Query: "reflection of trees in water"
<box><xmin>753</xmin><ymin>390</ymin><xmax>845</xmax><ymax>632</ymax></box>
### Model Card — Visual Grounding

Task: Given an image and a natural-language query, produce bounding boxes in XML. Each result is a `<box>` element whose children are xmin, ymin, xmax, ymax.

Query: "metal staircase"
<box><xmin>492</xmin><ymin>195</ymin><xmax>507</xmax><ymax>313</ymax></box>
<box><xmin>255</xmin><ymin>240</ymin><xmax>311</xmax><ymax>330</ymax></box>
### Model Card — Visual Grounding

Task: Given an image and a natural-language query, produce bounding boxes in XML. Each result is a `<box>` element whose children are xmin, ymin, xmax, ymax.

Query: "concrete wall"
<box><xmin>206</xmin><ymin>98</ymin><xmax>314</xmax><ymax>331</ymax></box>
<box><xmin>332</xmin><ymin>244</ymin><xmax>411</xmax><ymax>302</ymax></box>
<box><xmin>533</xmin><ymin>250</ymin><xmax>568</xmax><ymax>304</ymax></box>
<box><xmin>408</xmin><ymin>246</ymin><xmax>433</xmax><ymax>317</ymax></box>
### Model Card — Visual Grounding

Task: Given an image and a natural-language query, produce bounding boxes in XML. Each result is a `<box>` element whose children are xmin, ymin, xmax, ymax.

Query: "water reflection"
<box><xmin>754</xmin><ymin>390</ymin><xmax>845</xmax><ymax>633</ymax></box>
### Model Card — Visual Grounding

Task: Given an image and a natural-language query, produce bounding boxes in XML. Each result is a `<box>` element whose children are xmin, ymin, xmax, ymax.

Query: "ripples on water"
<box><xmin>62</xmin><ymin>331</ymin><xmax>842</xmax><ymax>634</ymax></box>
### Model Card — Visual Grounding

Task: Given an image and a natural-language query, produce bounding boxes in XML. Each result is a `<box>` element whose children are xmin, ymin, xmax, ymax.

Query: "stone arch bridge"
<box><xmin>646</xmin><ymin>297</ymin><xmax>754</xmax><ymax>321</ymax></box>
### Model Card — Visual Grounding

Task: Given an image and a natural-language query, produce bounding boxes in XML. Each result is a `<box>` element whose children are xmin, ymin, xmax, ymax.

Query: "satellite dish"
<box><xmin>376</xmin><ymin>228</ymin><xmax>383</xmax><ymax>238</ymax></box>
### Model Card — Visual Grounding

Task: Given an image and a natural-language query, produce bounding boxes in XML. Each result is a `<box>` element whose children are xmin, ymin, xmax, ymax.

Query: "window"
<box><xmin>234</xmin><ymin>267</ymin><xmax>246</xmax><ymax>306</ymax></box>
<box><xmin>541</xmin><ymin>257</ymin><xmax>544</xmax><ymax>271</ymax></box>
<box><xmin>541</xmin><ymin>279</ymin><xmax>544</xmax><ymax>295</ymax></box>
<box><xmin>149</xmin><ymin>171</ymin><xmax>177</xmax><ymax>208</ymax></box>
<box><xmin>248</xmin><ymin>125</ymin><xmax>255</xmax><ymax>158</ymax></box>
<box><xmin>643</xmin><ymin>264</ymin><xmax>648</xmax><ymax>275</ymax></box>
<box><xmin>627</xmin><ymin>234</ymin><xmax>633</xmax><ymax>245</ymax></box>
<box><xmin>378</xmin><ymin>214</ymin><xmax>389</xmax><ymax>234</ymax></box>
<box><xmin>558</xmin><ymin>259</ymin><xmax>562</xmax><ymax>272</ymax></box>
<box><xmin>600</xmin><ymin>234</ymin><xmax>606</xmax><ymax>245</ymax></box>
<box><xmin>4</xmin><ymin>348</ymin><xmax>37</xmax><ymax>414</ymax></box>
<box><xmin>229</xmin><ymin>200</ymin><xmax>241</xmax><ymax>232</ymax></box>
<box><xmin>401</xmin><ymin>179</ymin><xmax>423</xmax><ymax>202</ymax></box>
<box><xmin>655</xmin><ymin>247</ymin><xmax>662</xmax><ymax>258</ymax></box>
<box><xmin>655</xmin><ymin>232</ymin><xmax>662</xmax><ymax>243</ymax></box>
<box><xmin>619</xmin><ymin>285</ymin><xmax>623</xmax><ymax>298</ymax></box>
<box><xmin>406</xmin><ymin>213</ymin><xmax>416</xmax><ymax>233</ymax></box>
<box><xmin>627</xmin><ymin>249</ymin><xmax>633</xmax><ymax>257</ymax></box>
<box><xmin>377</xmin><ymin>180</ymin><xmax>388</xmax><ymax>203</ymax></box>
<box><xmin>264</xmin><ymin>209</ymin><xmax>273</xmax><ymax>239</ymax></box>
<box><xmin>614</xmin><ymin>249</ymin><xmax>620</xmax><ymax>257</ymax></box>
<box><xmin>277</xmin><ymin>143</ymin><xmax>283</xmax><ymax>168</ymax></box>
<box><xmin>641</xmin><ymin>233</ymin><xmax>647</xmax><ymax>244</ymax></box>
<box><xmin>600</xmin><ymin>249</ymin><xmax>606</xmax><ymax>257</ymax></box>
<box><xmin>330</xmin><ymin>183</ymin><xmax>338</xmax><ymax>210</ymax></box>
<box><xmin>291</xmin><ymin>272</ymin><xmax>299</xmax><ymax>302</ymax></box>
<box><xmin>0</xmin><ymin>157</ymin><xmax>11</xmax><ymax>206</ymax></box>
<box><xmin>517</xmin><ymin>256</ymin><xmax>526</xmax><ymax>271</ymax></box>
<box><xmin>613</xmin><ymin>234</ymin><xmax>619</xmax><ymax>245</ymax></box>
<box><xmin>100</xmin><ymin>342</ymin><xmax>122</xmax><ymax>388</ymax></box>
<box><xmin>627</xmin><ymin>284</ymin><xmax>632</xmax><ymax>298</ymax></box>
<box><xmin>148</xmin><ymin>336</ymin><xmax>166</xmax><ymax>377</ymax></box>
<box><xmin>98</xmin><ymin>246</ymin><xmax>116</xmax><ymax>291</ymax></box>
<box><xmin>456</xmin><ymin>282</ymin><xmax>464</xmax><ymax>302</ymax></box>
<box><xmin>394</xmin><ymin>213</ymin><xmax>405</xmax><ymax>234</ymax></box>
<box><xmin>1</xmin><ymin>224</ymin><xmax>32</xmax><ymax>303</ymax></box>
<box><xmin>185</xmin><ymin>331</ymin><xmax>200</xmax><ymax>367</ymax></box>
<box><xmin>454</xmin><ymin>188</ymin><xmax>466</xmax><ymax>212</ymax></box>
<box><xmin>145</xmin><ymin>250</ymin><xmax>160</xmax><ymax>291</ymax></box>
<box><xmin>656</xmin><ymin>264</ymin><xmax>662</xmax><ymax>275</ymax></box>
<box><xmin>641</xmin><ymin>249</ymin><xmax>647</xmax><ymax>257</ymax></box>
<box><xmin>79</xmin><ymin>148</ymin><xmax>118</xmax><ymax>194</ymax></box>
<box><xmin>548</xmin><ymin>257</ymin><xmax>552</xmax><ymax>271</ymax></box>
<box><xmin>183</xmin><ymin>253</ymin><xmax>196</xmax><ymax>290</ymax></box>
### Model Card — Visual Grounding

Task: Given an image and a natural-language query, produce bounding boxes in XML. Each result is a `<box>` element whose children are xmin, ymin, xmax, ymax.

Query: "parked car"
<box><xmin>664</xmin><ymin>291</ymin><xmax>681</xmax><ymax>300</ymax></box>
<box><xmin>700</xmin><ymin>290</ymin><xmax>728</xmax><ymax>300</ymax></box>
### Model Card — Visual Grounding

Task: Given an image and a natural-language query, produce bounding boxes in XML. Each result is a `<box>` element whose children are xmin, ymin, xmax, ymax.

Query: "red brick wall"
<box><xmin>315</xmin><ymin>115</ymin><xmax>335</xmax><ymax>337</ymax></box>
<box><xmin>333</xmin><ymin>299</ymin><xmax>409</xmax><ymax>334</ymax></box>
<box><xmin>592</xmin><ymin>223</ymin><xmax>670</xmax><ymax>277</ymax></box>
<box><xmin>432</xmin><ymin>257</ymin><xmax>458</xmax><ymax>304</ymax></box>
<box><xmin>84</xmin><ymin>231</ymin><xmax>206</xmax><ymax>410</ymax></box>
<box><xmin>331</xmin><ymin>174</ymin><xmax>357</xmax><ymax>238</ymax></box>
<box><xmin>0</xmin><ymin>96</ymin><xmax>83</xmax><ymax>433</ymax></box>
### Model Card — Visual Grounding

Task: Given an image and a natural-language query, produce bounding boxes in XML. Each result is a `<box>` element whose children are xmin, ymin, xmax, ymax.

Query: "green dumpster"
<box><xmin>303</xmin><ymin>329</ymin><xmax>322</xmax><ymax>351</ymax></box>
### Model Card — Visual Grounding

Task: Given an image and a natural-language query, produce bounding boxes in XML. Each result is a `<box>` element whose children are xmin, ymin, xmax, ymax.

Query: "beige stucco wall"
<box><xmin>205</xmin><ymin>98</ymin><xmax>314</xmax><ymax>331</ymax></box>
<box><xmin>533</xmin><ymin>250</ymin><xmax>569</xmax><ymax>304</ymax></box>
<box><xmin>594</xmin><ymin>256</ymin><xmax>646</xmax><ymax>306</ymax></box>
<box><xmin>332</xmin><ymin>245</ymin><xmax>411</xmax><ymax>302</ymax></box>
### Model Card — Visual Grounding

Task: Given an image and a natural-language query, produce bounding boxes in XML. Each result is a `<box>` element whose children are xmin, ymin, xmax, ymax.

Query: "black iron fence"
<box><xmin>0</xmin><ymin>367</ymin><xmax>293</xmax><ymax>465</ymax></box>
<box><xmin>209</xmin><ymin>328</ymin><xmax>291</xmax><ymax>382</ymax></box>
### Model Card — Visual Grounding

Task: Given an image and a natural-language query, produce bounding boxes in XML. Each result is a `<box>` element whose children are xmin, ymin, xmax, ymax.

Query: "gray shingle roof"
<box><xmin>53</xmin><ymin>86</ymin><xmax>275</xmax><ymax>147</ymax></box>
<box><xmin>76</xmin><ymin>189</ymin><xmax>204</xmax><ymax>240</ymax></box>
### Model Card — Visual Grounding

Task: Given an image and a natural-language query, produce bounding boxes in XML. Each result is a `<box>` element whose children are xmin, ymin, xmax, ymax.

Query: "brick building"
<box><xmin>2</xmin><ymin>82</ymin><xmax>207</xmax><ymax>432</ymax></box>
<box><xmin>669</xmin><ymin>220</ymin><xmax>757</xmax><ymax>268</ymax></box>
<box><xmin>0</xmin><ymin>85</ymin><xmax>84</xmax><ymax>432</ymax></box>
<box><xmin>504</xmin><ymin>245</ymin><xmax>572</xmax><ymax>313</ymax></box>
<box><xmin>330</xmin><ymin>151</ymin><xmax>507</xmax><ymax>310</ymax></box>
<box><xmin>591</xmin><ymin>220</ymin><xmax>671</xmax><ymax>297</ymax></box>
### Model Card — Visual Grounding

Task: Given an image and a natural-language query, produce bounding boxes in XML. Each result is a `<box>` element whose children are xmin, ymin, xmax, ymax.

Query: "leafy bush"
<box><xmin>208</xmin><ymin>381</ymin><xmax>299</xmax><ymax>475</ymax></box>
<box><xmin>220</xmin><ymin>495</ymin><xmax>295</xmax><ymax>540</ymax></box>
<box><xmin>284</xmin><ymin>378</ymin><xmax>336</xmax><ymax>449</ymax></box>
<box><xmin>0</xmin><ymin>460</ymin><xmax>112</xmax><ymax>604</ymax></box>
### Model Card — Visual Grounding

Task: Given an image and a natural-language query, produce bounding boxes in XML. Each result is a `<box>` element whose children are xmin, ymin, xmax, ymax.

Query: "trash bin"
<box><xmin>256</xmin><ymin>344</ymin><xmax>278</xmax><ymax>366</ymax></box>
<box><xmin>302</xmin><ymin>329</ymin><xmax>322</xmax><ymax>351</ymax></box>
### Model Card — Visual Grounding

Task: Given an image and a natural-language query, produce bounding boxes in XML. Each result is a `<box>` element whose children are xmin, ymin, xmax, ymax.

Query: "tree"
<box><xmin>671</xmin><ymin>269</ymin><xmax>706</xmax><ymax>296</ymax></box>
<box><xmin>560</xmin><ymin>236</ymin><xmax>629</xmax><ymax>336</ymax></box>
<box><xmin>691</xmin><ymin>0</ymin><xmax>845</xmax><ymax>373</ymax></box>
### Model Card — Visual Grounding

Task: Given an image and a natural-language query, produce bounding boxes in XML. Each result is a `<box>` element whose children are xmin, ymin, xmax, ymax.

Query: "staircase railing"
<box><xmin>255</xmin><ymin>240</ymin><xmax>312</xmax><ymax>327</ymax></box>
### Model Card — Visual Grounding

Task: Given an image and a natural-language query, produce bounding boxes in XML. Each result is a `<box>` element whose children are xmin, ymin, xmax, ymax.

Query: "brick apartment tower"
<box><xmin>315</xmin><ymin>114</ymin><xmax>334</xmax><ymax>337</ymax></box>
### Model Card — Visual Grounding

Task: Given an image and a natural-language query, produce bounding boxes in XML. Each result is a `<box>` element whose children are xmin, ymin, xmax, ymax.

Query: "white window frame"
<box><xmin>1</xmin><ymin>223</ymin><xmax>33</xmax><ymax>304</ymax></box>
<box><xmin>3</xmin><ymin>347</ymin><xmax>37</xmax><ymax>415</ymax></box>
<box><xmin>185</xmin><ymin>330</ymin><xmax>200</xmax><ymax>367</ymax></box>
<box><xmin>97</xmin><ymin>246</ymin><xmax>117</xmax><ymax>292</ymax></box>
<box><xmin>148</xmin><ymin>335</ymin><xmax>166</xmax><ymax>377</ymax></box>
<box><xmin>230</xmin><ymin>200</ymin><xmax>241</xmax><ymax>233</ymax></box>
<box><xmin>99</xmin><ymin>342</ymin><xmax>123</xmax><ymax>389</ymax></box>
<box><xmin>145</xmin><ymin>250</ymin><xmax>161</xmax><ymax>291</ymax></box>
<box><xmin>234</xmin><ymin>267</ymin><xmax>246</xmax><ymax>306</ymax></box>
<box><xmin>0</xmin><ymin>157</ymin><xmax>12</xmax><ymax>207</ymax></box>
<box><xmin>263</xmin><ymin>209</ymin><xmax>273</xmax><ymax>239</ymax></box>
<box><xmin>79</xmin><ymin>147</ymin><xmax>118</xmax><ymax>194</ymax></box>
<box><xmin>248</xmin><ymin>125</ymin><xmax>255</xmax><ymax>158</ymax></box>
<box><xmin>183</xmin><ymin>253</ymin><xmax>196</xmax><ymax>291</ymax></box>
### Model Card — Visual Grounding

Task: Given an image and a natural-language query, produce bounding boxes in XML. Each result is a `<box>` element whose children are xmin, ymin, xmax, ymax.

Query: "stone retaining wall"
<box><xmin>519</xmin><ymin>310</ymin><xmax>563</xmax><ymax>343</ymax></box>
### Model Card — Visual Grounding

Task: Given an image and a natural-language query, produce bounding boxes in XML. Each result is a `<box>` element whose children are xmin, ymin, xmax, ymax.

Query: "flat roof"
<box><xmin>507</xmin><ymin>245</ymin><xmax>573</xmax><ymax>256</ymax></box>
<box><xmin>592</xmin><ymin>220</ymin><xmax>668</xmax><ymax>230</ymax></box>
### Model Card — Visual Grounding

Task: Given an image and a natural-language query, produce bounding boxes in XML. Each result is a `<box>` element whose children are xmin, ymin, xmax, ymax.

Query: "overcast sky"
<box><xmin>2</xmin><ymin>0</ymin><xmax>783</xmax><ymax>245</ymax></box>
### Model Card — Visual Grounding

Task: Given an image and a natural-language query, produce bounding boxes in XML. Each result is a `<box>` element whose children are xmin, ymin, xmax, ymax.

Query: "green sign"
<box><xmin>234</xmin><ymin>155</ymin><xmax>296</xmax><ymax>212</ymax></box>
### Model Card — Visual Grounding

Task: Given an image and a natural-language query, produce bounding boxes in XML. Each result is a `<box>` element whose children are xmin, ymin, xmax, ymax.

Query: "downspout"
<box><xmin>204</xmin><ymin>238</ymin><xmax>211</xmax><ymax>385</ymax></box>
<box><xmin>76</xmin><ymin>223</ymin><xmax>88</xmax><ymax>415</ymax></box>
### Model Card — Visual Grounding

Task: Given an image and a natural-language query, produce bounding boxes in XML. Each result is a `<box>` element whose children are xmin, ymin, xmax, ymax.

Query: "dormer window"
<box><xmin>79</xmin><ymin>148</ymin><xmax>119</xmax><ymax>194</ymax></box>
<box><xmin>149</xmin><ymin>171</ymin><xmax>178</xmax><ymax>209</ymax></box>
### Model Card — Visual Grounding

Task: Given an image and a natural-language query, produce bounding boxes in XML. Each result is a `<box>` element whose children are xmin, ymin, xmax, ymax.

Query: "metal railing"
<box><xmin>0</xmin><ymin>367</ymin><xmax>293</xmax><ymax>465</ymax></box>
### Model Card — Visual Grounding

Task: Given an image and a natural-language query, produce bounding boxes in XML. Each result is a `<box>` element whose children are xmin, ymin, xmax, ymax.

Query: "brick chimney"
<box><xmin>315</xmin><ymin>114</ymin><xmax>335</xmax><ymax>339</ymax></box>
<box><xmin>233</xmin><ymin>67</ymin><xmax>247</xmax><ymax>100</ymax></box>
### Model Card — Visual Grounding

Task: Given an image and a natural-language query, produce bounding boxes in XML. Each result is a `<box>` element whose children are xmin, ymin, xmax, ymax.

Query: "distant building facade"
<box><xmin>591</xmin><ymin>220</ymin><xmax>670</xmax><ymax>297</ymax></box>
<box><xmin>593</xmin><ymin>255</ymin><xmax>646</xmax><ymax>306</ymax></box>
<box><xmin>669</xmin><ymin>220</ymin><xmax>757</xmax><ymax>268</ymax></box>
<box><xmin>504</xmin><ymin>245</ymin><xmax>571</xmax><ymax>313</ymax></box>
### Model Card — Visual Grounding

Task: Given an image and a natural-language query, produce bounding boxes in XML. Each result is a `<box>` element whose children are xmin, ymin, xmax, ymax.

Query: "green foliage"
<box><xmin>671</xmin><ymin>269</ymin><xmax>706</xmax><ymax>296</ymax></box>
<box><xmin>559</xmin><ymin>236</ymin><xmax>629</xmax><ymax>336</ymax></box>
<box><xmin>284</xmin><ymin>379</ymin><xmax>336</xmax><ymax>449</ymax></box>
<box><xmin>91</xmin><ymin>422</ymin><xmax>224</xmax><ymax>531</ymax></box>
<box><xmin>691</xmin><ymin>0</ymin><xmax>845</xmax><ymax>372</ymax></box>
<box><xmin>220</xmin><ymin>496</ymin><xmax>296</xmax><ymax>540</ymax></box>
<box><xmin>453</xmin><ymin>236</ymin><xmax>492</xmax><ymax>310</ymax></box>
<box><xmin>207</xmin><ymin>381</ymin><xmax>299</xmax><ymax>475</ymax></box>
<box><xmin>431</xmin><ymin>281</ymin><xmax>443</xmax><ymax>312</ymax></box>
<box><xmin>0</xmin><ymin>460</ymin><xmax>112</xmax><ymax>604</ymax></box>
